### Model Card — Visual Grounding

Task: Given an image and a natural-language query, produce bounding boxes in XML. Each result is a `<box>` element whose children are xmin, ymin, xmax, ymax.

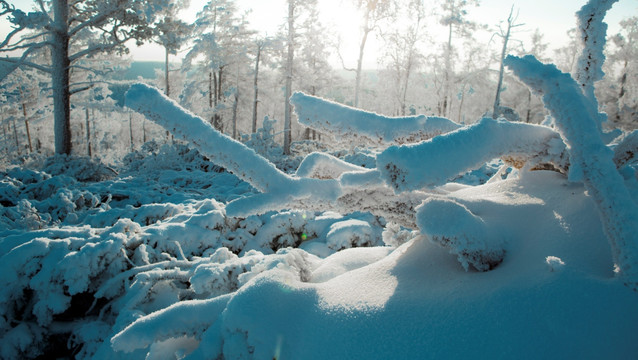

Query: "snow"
<box><xmin>3</xmin><ymin>5</ymin><xmax>638</xmax><ymax>356</ymax></box>
<box><xmin>376</xmin><ymin>117</ymin><xmax>567</xmax><ymax>192</ymax></box>
<box><xmin>505</xmin><ymin>54</ymin><xmax>638</xmax><ymax>290</ymax></box>
<box><xmin>110</xmin><ymin>171</ymin><xmax>638</xmax><ymax>359</ymax></box>
<box><xmin>290</xmin><ymin>91</ymin><xmax>462</xmax><ymax>147</ymax></box>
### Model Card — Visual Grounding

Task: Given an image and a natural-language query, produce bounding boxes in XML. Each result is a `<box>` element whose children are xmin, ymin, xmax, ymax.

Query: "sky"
<box><xmin>0</xmin><ymin>0</ymin><xmax>637</xmax><ymax>68</ymax></box>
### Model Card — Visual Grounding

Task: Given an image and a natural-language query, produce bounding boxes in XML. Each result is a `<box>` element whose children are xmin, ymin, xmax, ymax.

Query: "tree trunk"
<box><xmin>85</xmin><ymin>107</ymin><xmax>91</xmax><ymax>157</ymax></box>
<box><xmin>252</xmin><ymin>44</ymin><xmax>261</xmax><ymax>134</ymax></box>
<box><xmin>232</xmin><ymin>88</ymin><xmax>238</xmax><ymax>140</ymax></box>
<box><xmin>165</xmin><ymin>47</ymin><xmax>170</xmax><ymax>97</ymax></box>
<box><xmin>2</xmin><ymin>122</ymin><xmax>8</xmax><ymax>157</ymax></box>
<box><xmin>11</xmin><ymin>116</ymin><xmax>20</xmax><ymax>155</ymax></box>
<box><xmin>51</xmin><ymin>0</ymin><xmax>72</xmax><ymax>155</ymax></box>
<box><xmin>129</xmin><ymin>112</ymin><xmax>134</xmax><ymax>151</ymax></box>
<box><xmin>19</xmin><ymin>87</ymin><xmax>33</xmax><ymax>153</ymax></box>
<box><xmin>354</xmin><ymin>12</ymin><xmax>371</xmax><ymax>108</ymax></box>
<box><xmin>525</xmin><ymin>89</ymin><xmax>532</xmax><ymax>123</ymax></box>
<box><xmin>493</xmin><ymin>10</ymin><xmax>514</xmax><ymax>119</ymax></box>
<box><xmin>457</xmin><ymin>84</ymin><xmax>466</xmax><ymax>123</ymax></box>
<box><xmin>442</xmin><ymin>23</ymin><xmax>453</xmax><ymax>118</ymax></box>
<box><xmin>283</xmin><ymin>0</ymin><xmax>295</xmax><ymax>155</ymax></box>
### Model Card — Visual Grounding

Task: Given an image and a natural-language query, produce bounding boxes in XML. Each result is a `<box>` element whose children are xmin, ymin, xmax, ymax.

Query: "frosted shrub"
<box><xmin>416</xmin><ymin>197</ymin><xmax>505</xmax><ymax>271</ymax></box>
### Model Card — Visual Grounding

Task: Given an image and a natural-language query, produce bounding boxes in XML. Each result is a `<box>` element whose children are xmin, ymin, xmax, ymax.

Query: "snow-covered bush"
<box><xmin>416</xmin><ymin>197</ymin><xmax>505</xmax><ymax>271</ymax></box>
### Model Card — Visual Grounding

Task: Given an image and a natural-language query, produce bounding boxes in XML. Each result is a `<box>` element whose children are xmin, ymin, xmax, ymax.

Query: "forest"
<box><xmin>0</xmin><ymin>0</ymin><xmax>637</xmax><ymax>359</ymax></box>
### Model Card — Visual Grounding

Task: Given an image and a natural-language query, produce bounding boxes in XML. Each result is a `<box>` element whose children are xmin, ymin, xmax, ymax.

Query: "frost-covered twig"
<box><xmin>376</xmin><ymin>117</ymin><xmax>567</xmax><ymax>192</ymax></box>
<box><xmin>505</xmin><ymin>54</ymin><xmax>638</xmax><ymax>291</ymax></box>
<box><xmin>290</xmin><ymin>92</ymin><xmax>461</xmax><ymax>147</ymax></box>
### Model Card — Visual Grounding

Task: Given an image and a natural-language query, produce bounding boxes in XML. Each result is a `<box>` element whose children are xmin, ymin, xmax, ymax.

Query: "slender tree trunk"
<box><xmin>11</xmin><ymin>116</ymin><xmax>20</xmax><ymax>155</ymax></box>
<box><xmin>2</xmin><ymin>121</ymin><xmax>9</xmax><ymax>157</ymax></box>
<box><xmin>457</xmin><ymin>84</ymin><xmax>466</xmax><ymax>123</ymax></box>
<box><xmin>442</xmin><ymin>23</ymin><xmax>453</xmax><ymax>118</ymax></box>
<box><xmin>283</xmin><ymin>0</ymin><xmax>295</xmax><ymax>155</ymax></box>
<box><xmin>354</xmin><ymin>13</ymin><xmax>371</xmax><ymax>109</ymax></box>
<box><xmin>143</xmin><ymin>118</ymin><xmax>147</xmax><ymax>144</ymax></box>
<box><xmin>232</xmin><ymin>68</ymin><xmax>239</xmax><ymax>139</ymax></box>
<box><xmin>252</xmin><ymin>44</ymin><xmax>261</xmax><ymax>133</ymax></box>
<box><xmin>85</xmin><ymin>107</ymin><xmax>91</xmax><ymax>157</ymax></box>
<box><xmin>493</xmin><ymin>9</ymin><xmax>515</xmax><ymax>119</ymax></box>
<box><xmin>52</xmin><ymin>0</ymin><xmax>72</xmax><ymax>155</ymax></box>
<box><xmin>19</xmin><ymin>88</ymin><xmax>33</xmax><ymax>153</ymax></box>
<box><xmin>165</xmin><ymin>47</ymin><xmax>170</xmax><ymax>97</ymax></box>
<box><xmin>213</xmin><ymin>71</ymin><xmax>221</xmax><ymax>131</ymax></box>
<box><xmin>525</xmin><ymin>89</ymin><xmax>532</xmax><ymax>123</ymax></box>
<box><xmin>209</xmin><ymin>71</ymin><xmax>213</xmax><ymax>108</ymax></box>
<box><xmin>616</xmin><ymin>59</ymin><xmax>628</xmax><ymax>123</ymax></box>
<box><xmin>129</xmin><ymin>112</ymin><xmax>134</xmax><ymax>151</ymax></box>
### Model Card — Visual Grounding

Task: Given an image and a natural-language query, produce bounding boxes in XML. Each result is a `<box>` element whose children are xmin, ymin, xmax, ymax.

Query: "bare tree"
<box><xmin>492</xmin><ymin>5</ymin><xmax>523</xmax><ymax>119</ymax></box>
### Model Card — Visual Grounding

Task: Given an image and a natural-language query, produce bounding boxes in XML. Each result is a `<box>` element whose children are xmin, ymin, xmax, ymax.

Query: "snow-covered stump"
<box><xmin>416</xmin><ymin>197</ymin><xmax>505</xmax><ymax>271</ymax></box>
<box><xmin>376</xmin><ymin>117</ymin><xmax>568</xmax><ymax>192</ymax></box>
<box><xmin>505</xmin><ymin>54</ymin><xmax>638</xmax><ymax>291</ymax></box>
<box><xmin>290</xmin><ymin>92</ymin><xmax>462</xmax><ymax>147</ymax></box>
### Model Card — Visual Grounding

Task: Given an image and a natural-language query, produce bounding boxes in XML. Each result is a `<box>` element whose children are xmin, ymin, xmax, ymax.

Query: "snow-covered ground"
<box><xmin>2</xmin><ymin>2</ymin><xmax>638</xmax><ymax>355</ymax></box>
<box><xmin>2</xmin><ymin>146</ymin><xmax>636</xmax><ymax>358</ymax></box>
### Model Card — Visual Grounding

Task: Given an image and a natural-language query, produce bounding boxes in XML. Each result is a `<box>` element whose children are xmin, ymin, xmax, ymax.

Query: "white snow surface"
<box><xmin>112</xmin><ymin>171</ymin><xmax>638</xmax><ymax>359</ymax></box>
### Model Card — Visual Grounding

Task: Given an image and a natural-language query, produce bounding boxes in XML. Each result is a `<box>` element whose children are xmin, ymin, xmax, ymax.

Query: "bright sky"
<box><xmin>1</xmin><ymin>0</ymin><xmax>637</xmax><ymax>68</ymax></box>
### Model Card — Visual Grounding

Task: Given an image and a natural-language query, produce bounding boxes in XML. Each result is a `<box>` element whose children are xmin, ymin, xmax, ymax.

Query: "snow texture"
<box><xmin>290</xmin><ymin>91</ymin><xmax>462</xmax><ymax>147</ymax></box>
<box><xmin>505</xmin><ymin>54</ymin><xmax>638</xmax><ymax>290</ymax></box>
<box><xmin>416</xmin><ymin>197</ymin><xmax>505</xmax><ymax>271</ymax></box>
<box><xmin>376</xmin><ymin>117</ymin><xmax>567</xmax><ymax>192</ymax></box>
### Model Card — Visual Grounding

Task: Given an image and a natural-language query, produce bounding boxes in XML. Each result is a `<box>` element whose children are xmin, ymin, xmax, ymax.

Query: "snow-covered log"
<box><xmin>290</xmin><ymin>92</ymin><xmax>462</xmax><ymax>147</ymax></box>
<box><xmin>505</xmin><ymin>54</ymin><xmax>638</xmax><ymax>291</ymax></box>
<box><xmin>376</xmin><ymin>117</ymin><xmax>568</xmax><ymax>192</ymax></box>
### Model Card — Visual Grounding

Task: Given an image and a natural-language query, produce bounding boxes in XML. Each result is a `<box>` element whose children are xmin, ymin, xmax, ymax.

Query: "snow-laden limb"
<box><xmin>290</xmin><ymin>92</ymin><xmax>461</xmax><ymax>147</ymax></box>
<box><xmin>125</xmin><ymin>83</ymin><xmax>342</xmax><ymax>218</ymax></box>
<box><xmin>125</xmin><ymin>83</ymin><xmax>290</xmax><ymax>194</ymax></box>
<box><xmin>505</xmin><ymin>54</ymin><xmax>638</xmax><ymax>291</ymax></box>
<box><xmin>110</xmin><ymin>294</ymin><xmax>231</xmax><ymax>353</ymax></box>
<box><xmin>573</xmin><ymin>0</ymin><xmax>618</xmax><ymax>106</ymax></box>
<box><xmin>376</xmin><ymin>117</ymin><xmax>567</xmax><ymax>192</ymax></box>
<box><xmin>416</xmin><ymin>197</ymin><xmax>505</xmax><ymax>271</ymax></box>
<box><xmin>296</xmin><ymin>152</ymin><xmax>367</xmax><ymax>179</ymax></box>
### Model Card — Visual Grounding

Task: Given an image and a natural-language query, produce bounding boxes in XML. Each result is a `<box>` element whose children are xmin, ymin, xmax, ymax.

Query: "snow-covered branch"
<box><xmin>125</xmin><ymin>83</ymin><xmax>291</xmax><ymax>194</ymax></box>
<box><xmin>377</xmin><ymin>117</ymin><xmax>567</xmax><ymax>192</ymax></box>
<box><xmin>505</xmin><ymin>54</ymin><xmax>638</xmax><ymax>291</ymax></box>
<box><xmin>290</xmin><ymin>92</ymin><xmax>462</xmax><ymax>147</ymax></box>
<box><xmin>573</xmin><ymin>0</ymin><xmax>618</xmax><ymax>106</ymax></box>
<box><xmin>125</xmin><ymin>83</ymin><xmax>342</xmax><ymax>217</ymax></box>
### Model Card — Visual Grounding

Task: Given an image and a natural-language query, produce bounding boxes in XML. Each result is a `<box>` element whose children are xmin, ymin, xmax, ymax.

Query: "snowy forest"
<box><xmin>0</xmin><ymin>0</ymin><xmax>637</xmax><ymax>358</ymax></box>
